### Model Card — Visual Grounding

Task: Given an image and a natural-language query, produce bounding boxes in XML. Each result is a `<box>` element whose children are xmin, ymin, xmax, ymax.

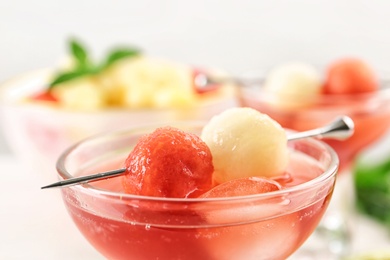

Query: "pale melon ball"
<box><xmin>264</xmin><ymin>62</ymin><xmax>322</xmax><ymax>109</ymax></box>
<box><xmin>201</xmin><ymin>107</ymin><xmax>289</xmax><ymax>183</ymax></box>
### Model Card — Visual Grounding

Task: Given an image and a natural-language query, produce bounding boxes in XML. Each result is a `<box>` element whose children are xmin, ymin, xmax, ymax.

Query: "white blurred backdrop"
<box><xmin>1</xmin><ymin>0</ymin><xmax>390</xmax><ymax>154</ymax></box>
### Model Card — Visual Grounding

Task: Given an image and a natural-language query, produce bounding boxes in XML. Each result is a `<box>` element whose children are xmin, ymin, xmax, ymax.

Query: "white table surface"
<box><xmin>1</xmin><ymin>155</ymin><xmax>389</xmax><ymax>260</ymax></box>
<box><xmin>0</xmin><ymin>155</ymin><xmax>104</xmax><ymax>260</ymax></box>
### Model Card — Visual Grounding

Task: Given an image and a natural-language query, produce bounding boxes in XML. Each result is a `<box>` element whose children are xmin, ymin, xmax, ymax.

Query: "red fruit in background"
<box><xmin>122</xmin><ymin>127</ymin><xmax>214</xmax><ymax>198</ymax></box>
<box><xmin>30</xmin><ymin>91</ymin><xmax>58</xmax><ymax>102</ymax></box>
<box><xmin>323</xmin><ymin>58</ymin><xmax>378</xmax><ymax>95</ymax></box>
<box><xmin>200</xmin><ymin>177</ymin><xmax>281</xmax><ymax>198</ymax></box>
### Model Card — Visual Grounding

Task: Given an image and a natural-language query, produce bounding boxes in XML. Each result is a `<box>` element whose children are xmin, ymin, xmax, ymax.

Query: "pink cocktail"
<box><xmin>56</xmin><ymin>122</ymin><xmax>338</xmax><ymax>260</ymax></box>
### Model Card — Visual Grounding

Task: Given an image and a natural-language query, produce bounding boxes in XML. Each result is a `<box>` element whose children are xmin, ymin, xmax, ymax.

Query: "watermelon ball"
<box><xmin>122</xmin><ymin>126</ymin><xmax>214</xmax><ymax>198</ymax></box>
<box><xmin>201</xmin><ymin>107</ymin><xmax>289</xmax><ymax>184</ymax></box>
<box><xmin>323</xmin><ymin>58</ymin><xmax>378</xmax><ymax>95</ymax></box>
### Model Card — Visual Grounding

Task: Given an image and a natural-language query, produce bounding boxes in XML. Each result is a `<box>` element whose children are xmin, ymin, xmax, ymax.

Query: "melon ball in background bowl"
<box><xmin>261</xmin><ymin>62</ymin><xmax>323</xmax><ymax>109</ymax></box>
<box><xmin>0</xmin><ymin>39</ymin><xmax>238</xmax><ymax>182</ymax></box>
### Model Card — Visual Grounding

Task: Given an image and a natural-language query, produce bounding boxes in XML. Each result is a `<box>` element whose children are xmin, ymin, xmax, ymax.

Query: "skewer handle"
<box><xmin>287</xmin><ymin>116</ymin><xmax>354</xmax><ymax>141</ymax></box>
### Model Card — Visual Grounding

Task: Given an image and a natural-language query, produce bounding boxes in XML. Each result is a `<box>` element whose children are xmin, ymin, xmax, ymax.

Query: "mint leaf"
<box><xmin>48</xmin><ymin>69</ymin><xmax>93</xmax><ymax>89</ymax></box>
<box><xmin>48</xmin><ymin>39</ymin><xmax>142</xmax><ymax>89</ymax></box>
<box><xmin>103</xmin><ymin>48</ymin><xmax>141</xmax><ymax>69</ymax></box>
<box><xmin>70</xmin><ymin>39</ymin><xmax>90</xmax><ymax>68</ymax></box>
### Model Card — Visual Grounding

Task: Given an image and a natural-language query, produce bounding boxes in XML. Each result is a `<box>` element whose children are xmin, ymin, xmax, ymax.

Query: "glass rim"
<box><xmin>55</xmin><ymin>121</ymin><xmax>339</xmax><ymax>203</ymax></box>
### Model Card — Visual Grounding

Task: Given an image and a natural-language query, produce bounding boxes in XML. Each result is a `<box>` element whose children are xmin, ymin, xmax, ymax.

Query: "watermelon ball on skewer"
<box><xmin>122</xmin><ymin>126</ymin><xmax>214</xmax><ymax>198</ymax></box>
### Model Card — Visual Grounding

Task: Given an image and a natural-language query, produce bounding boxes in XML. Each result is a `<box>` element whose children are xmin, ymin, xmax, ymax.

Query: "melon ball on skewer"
<box><xmin>201</xmin><ymin>107</ymin><xmax>289</xmax><ymax>184</ymax></box>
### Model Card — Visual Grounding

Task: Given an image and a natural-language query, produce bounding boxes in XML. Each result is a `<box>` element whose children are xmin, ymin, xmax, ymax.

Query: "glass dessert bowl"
<box><xmin>55</xmin><ymin>121</ymin><xmax>339</xmax><ymax>260</ymax></box>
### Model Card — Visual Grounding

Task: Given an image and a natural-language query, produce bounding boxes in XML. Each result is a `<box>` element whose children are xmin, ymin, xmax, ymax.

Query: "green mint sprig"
<box><xmin>354</xmin><ymin>158</ymin><xmax>390</xmax><ymax>228</ymax></box>
<box><xmin>48</xmin><ymin>39</ymin><xmax>141</xmax><ymax>89</ymax></box>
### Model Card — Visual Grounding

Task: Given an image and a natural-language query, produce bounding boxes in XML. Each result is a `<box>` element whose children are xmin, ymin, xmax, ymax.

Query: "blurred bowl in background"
<box><xmin>0</xmin><ymin>68</ymin><xmax>238</xmax><ymax>182</ymax></box>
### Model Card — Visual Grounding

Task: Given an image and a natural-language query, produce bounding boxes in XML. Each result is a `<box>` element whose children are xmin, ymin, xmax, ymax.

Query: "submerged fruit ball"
<box><xmin>201</xmin><ymin>107</ymin><xmax>289</xmax><ymax>184</ymax></box>
<box><xmin>200</xmin><ymin>177</ymin><xmax>281</xmax><ymax>198</ymax></box>
<box><xmin>122</xmin><ymin>126</ymin><xmax>214</xmax><ymax>198</ymax></box>
<box><xmin>323</xmin><ymin>58</ymin><xmax>378</xmax><ymax>94</ymax></box>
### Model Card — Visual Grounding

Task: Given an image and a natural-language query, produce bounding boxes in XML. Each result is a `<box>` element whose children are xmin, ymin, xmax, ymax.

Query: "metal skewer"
<box><xmin>193</xmin><ymin>71</ymin><xmax>263</xmax><ymax>92</ymax></box>
<box><xmin>41</xmin><ymin>116</ymin><xmax>354</xmax><ymax>190</ymax></box>
<box><xmin>41</xmin><ymin>168</ymin><xmax>126</xmax><ymax>189</ymax></box>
